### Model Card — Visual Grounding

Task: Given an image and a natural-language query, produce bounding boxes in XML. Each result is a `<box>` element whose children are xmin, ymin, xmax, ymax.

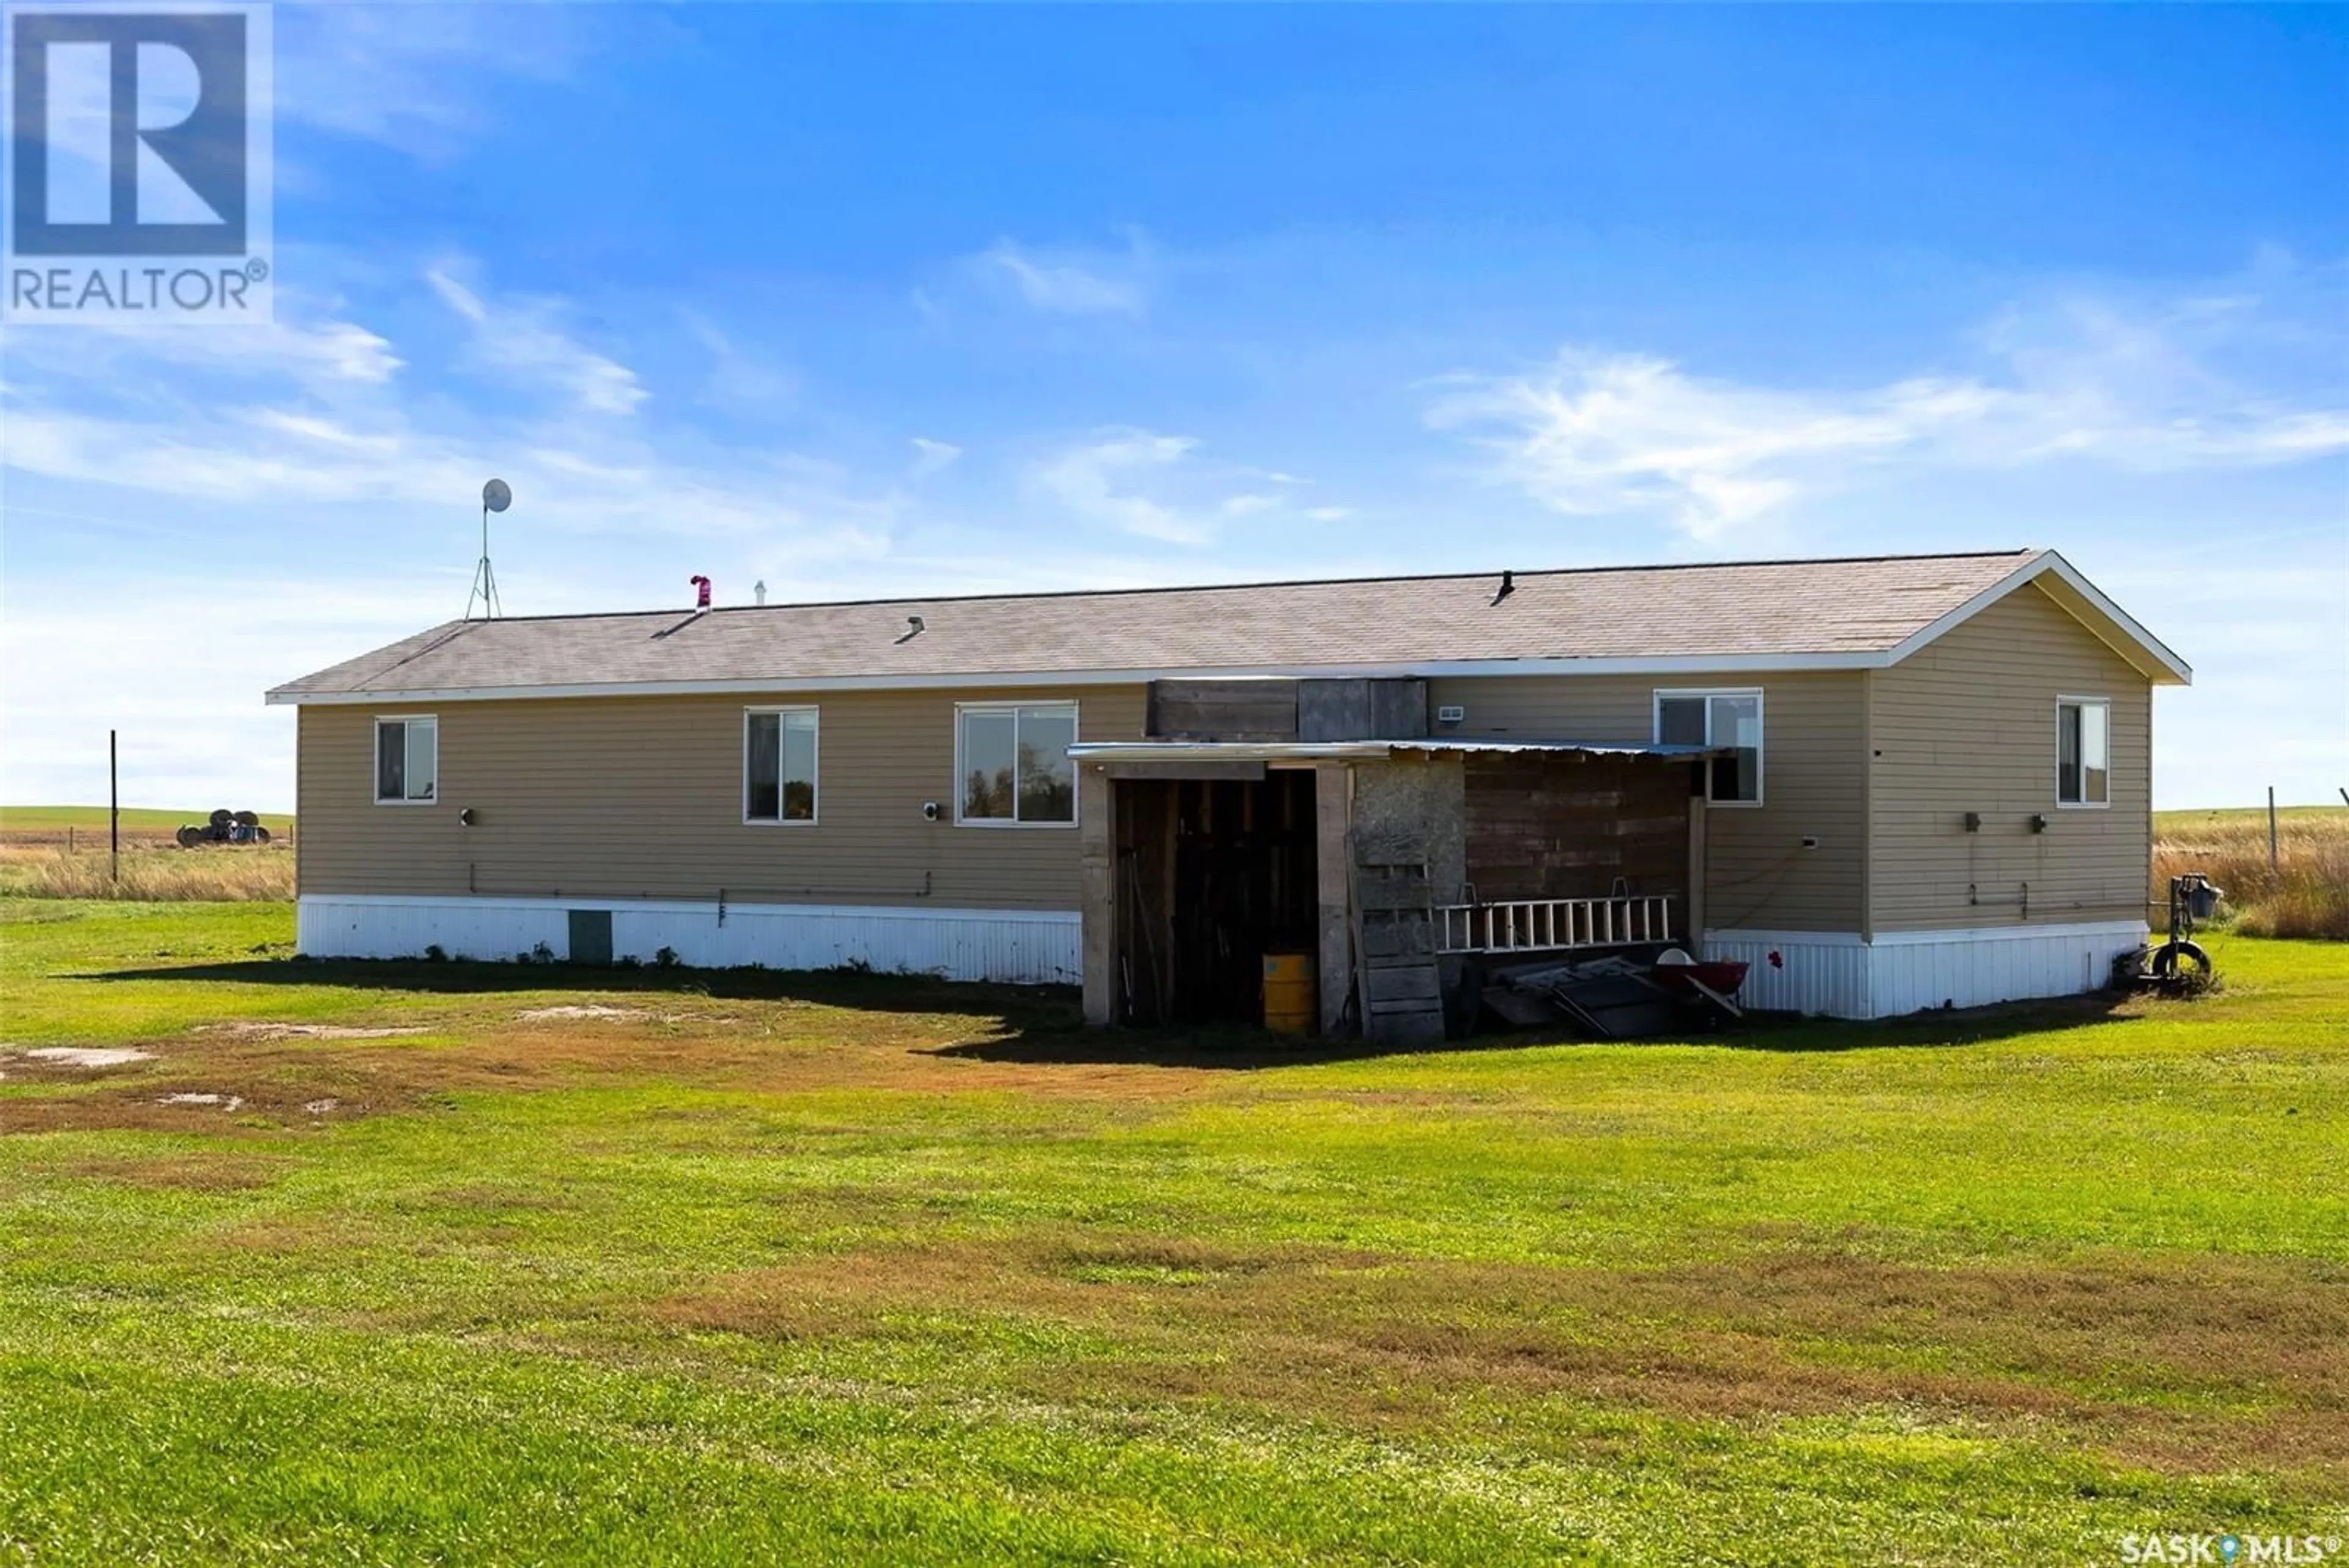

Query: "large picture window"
<box><xmin>374</xmin><ymin>716</ymin><xmax>438</xmax><ymax>804</ymax></box>
<box><xmin>744</xmin><ymin>708</ymin><xmax>819</xmax><ymax>823</ymax></box>
<box><xmin>1654</xmin><ymin>689</ymin><xmax>1763</xmax><ymax>806</ymax></box>
<box><xmin>2057</xmin><ymin>697</ymin><xmax>2110</xmax><ymax>807</ymax></box>
<box><xmin>957</xmin><ymin>702</ymin><xmax>1077</xmax><ymax>825</ymax></box>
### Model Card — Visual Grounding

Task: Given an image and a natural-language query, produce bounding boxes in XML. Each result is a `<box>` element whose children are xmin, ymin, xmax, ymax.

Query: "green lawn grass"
<box><xmin>2</xmin><ymin>901</ymin><xmax>2345</xmax><ymax>1564</ymax></box>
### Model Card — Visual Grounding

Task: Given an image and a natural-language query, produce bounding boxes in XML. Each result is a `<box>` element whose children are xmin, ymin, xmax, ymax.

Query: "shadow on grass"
<box><xmin>919</xmin><ymin>1027</ymin><xmax>1564</xmax><ymax>1071</ymax></box>
<box><xmin>81</xmin><ymin>955</ymin><xmax>2149</xmax><ymax>1069</ymax></box>
<box><xmin>928</xmin><ymin>989</ymin><xmax>2149</xmax><ymax>1068</ymax></box>
<box><xmin>1726</xmin><ymin>988</ymin><xmax>2143</xmax><ymax>1053</ymax></box>
<box><xmin>80</xmin><ymin>955</ymin><xmax>1083</xmax><ymax>1023</ymax></box>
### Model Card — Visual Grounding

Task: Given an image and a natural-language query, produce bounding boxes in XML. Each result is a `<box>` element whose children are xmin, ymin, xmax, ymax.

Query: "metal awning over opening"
<box><xmin>1068</xmin><ymin>739</ymin><xmax>1726</xmax><ymax>764</ymax></box>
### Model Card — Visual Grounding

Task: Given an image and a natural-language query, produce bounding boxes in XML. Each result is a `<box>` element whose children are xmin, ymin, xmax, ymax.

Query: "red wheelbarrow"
<box><xmin>1650</xmin><ymin>954</ymin><xmax>1750</xmax><ymax>1017</ymax></box>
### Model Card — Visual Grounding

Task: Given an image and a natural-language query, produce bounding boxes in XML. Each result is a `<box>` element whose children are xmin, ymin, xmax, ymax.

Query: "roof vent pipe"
<box><xmin>690</xmin><ymin>575</ymin><xmax>711</xmax><ymax>614</ymax></box>
<box><xmin>753</xmin><ymin>580</ymin><xmax>767</xmax><ymax>607</ymax></box>
<box><xmin>896</xmin><ymin>614</ymin><xmax>926</xmax><ymax>644</ymax></box>
<box><xmin>1491</xmin><ymin>570</ymin><xmax>1515</xmax><ymax>606</ymax></box>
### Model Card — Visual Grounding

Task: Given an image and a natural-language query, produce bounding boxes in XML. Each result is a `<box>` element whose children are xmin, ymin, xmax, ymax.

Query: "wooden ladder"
<box><xmin>1352</xmin><ymin>858</ymin><xmax>1445</xmax><ymax>1047</ymax></box>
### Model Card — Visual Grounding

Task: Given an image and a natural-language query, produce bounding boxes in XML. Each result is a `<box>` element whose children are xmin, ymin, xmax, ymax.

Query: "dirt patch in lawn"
<box><xmin>0</xmin><ymin>1031</ymin><xmax>427</xmax><ymax>1134</ymax></box>
<box><xmin>10</xmin><ymin>1046</ymin><xmax>155</xmax><ymax>1068</ymax></box>
<box><xmin>208</xmin><ymin>1022</ymin><xmax>427</xmax><ymax>1041</ymax></box>
<box><xmin>15</xmin><ymin>1001</ymin><xmax>1234</xmax><ymax>1126</ymax></box>
<box><xmin>652</xmin><ymin>1237</ymin><xmax>2349</xmax><ymax>1481</ymax></box>
<box><xmin>515</xmin><ymin>1005</ymin><xmax>652</xmax><ymax>1022</ymax></box>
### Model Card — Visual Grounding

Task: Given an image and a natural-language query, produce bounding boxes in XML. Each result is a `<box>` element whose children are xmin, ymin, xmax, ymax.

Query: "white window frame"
<box><xmin>373</xmin><ymin>715</ymin><xmax>439</xmax><ymax>806</ymax></box>
<box><xmin>954</xmin><ymin>700</ymin><xmax>1080</xmax><ymax>828</ymax></box>
<box><xmin>741</xmin><ymin>705</ymin><xmax>820</xmax><ymax>827</ymax></box>
<box><xmin>1652</xmin><ymin>688</ymin><xmax>1765</xmax><ymax>808</ymax></box>
<box><xmin>2055</xmin><ymin>694</ymin><xmax>2112</xmax><ymax>810</ymax></box>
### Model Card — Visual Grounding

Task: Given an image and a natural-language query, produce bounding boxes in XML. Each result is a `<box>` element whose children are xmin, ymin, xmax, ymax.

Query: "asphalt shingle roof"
<box><xmin>270</xmin><ymin>549</ymin><xmax>2046</xmax><ymax>699</ymax></box>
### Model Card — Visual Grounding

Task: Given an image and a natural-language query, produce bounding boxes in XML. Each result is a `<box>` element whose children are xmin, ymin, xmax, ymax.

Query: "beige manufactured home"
<box><xmin>268</xmin><ymin>548</ymin><xmax>2189</xmax><ymax>1024</ymax></box>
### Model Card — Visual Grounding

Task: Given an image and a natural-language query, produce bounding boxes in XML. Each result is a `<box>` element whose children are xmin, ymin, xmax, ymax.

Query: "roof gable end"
<box><xmin>1880</xmin><ymin>550</ymin><xmax>2191</xmax><ymax>685</ymax></box>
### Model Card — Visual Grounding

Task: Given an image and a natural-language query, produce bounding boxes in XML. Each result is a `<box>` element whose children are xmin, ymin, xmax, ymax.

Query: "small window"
<box><xmin>2057</xmin><ymin>697</ymin><xmax>2110</xmax><ymax>807</ymax></box>
<box><xmin>374</xmin><ymin>716</ymin><xmax>437</xmax><ymax>804</ymax></box>
<box><xmin>1655</xmin><ymin>689</ymin><xmax>1762</xmax><ymax>805</ymax></box>
<box><xmin>744</xmin><ymin>708</ymin><xmax>818</xmax><ymax>823</ymax></box>
<box><xmin>958</xmin><ymin>702</ymin><xmax>1077</xmax><ymax>825</ymax></box>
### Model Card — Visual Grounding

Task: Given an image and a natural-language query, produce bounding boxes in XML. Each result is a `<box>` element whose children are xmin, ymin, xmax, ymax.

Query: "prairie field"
<box><xmin>0</xmin><ymin>804</ymin><xmax>296</xmax><ymax>845</ymax></box>
<box><xmin>2153</xmin><ymin>806</ymin><xmax>2349</xmax><ymax>942</ymax></box>
<box><xmin>0</xmin><ymin>844</ymin><xmax>295</xmax><ymax>901</ymax></box>
<box><xmin>2</xmin><ymin>899</ymin><xmax>2345</xmax><ymax>1564</ymax></box>
<box><xmin>0</xmin><ymin>805</ymin><xmax>295</xmax><ymax>902</ymax></box>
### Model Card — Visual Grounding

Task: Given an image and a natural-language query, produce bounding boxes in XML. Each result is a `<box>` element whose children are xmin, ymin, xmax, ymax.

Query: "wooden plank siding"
<box><xmin>1427</xmin><ymin>671</ymin><xmax>1868</xmax><ymax>932</ymax></box>
<box><xmin>1461</xmin><ymin>754</ymin><xmax>1689</xmax><ymax>905</ymax></box>
<box><xmin>1868</xmin><ymin>582</ymin><xmax>2153</xmax><ymax>932</ymax></box>
<box><xmin>297</xmin><ymin>685</ymin><xmax>1146</xmax><ymax>909</ymax></box>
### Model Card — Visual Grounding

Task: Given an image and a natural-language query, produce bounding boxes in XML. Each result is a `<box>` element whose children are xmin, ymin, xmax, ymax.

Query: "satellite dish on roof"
<box><xmin>468</xmin><ymin>480</ymin><xmax>511</xmax><ymax>620</ymax></box>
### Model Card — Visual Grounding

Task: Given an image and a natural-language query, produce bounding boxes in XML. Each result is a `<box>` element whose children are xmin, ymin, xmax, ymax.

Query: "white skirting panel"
<box><xmin>1698</xmin><ymin>930</ymin><xmax>1874</xmax><ymax>1019</ymax></box>
<box><xmin>1703</xmin><ymin>920</ymin><xmax>2148</xmax><ymax>1020</ymax></box>
<box><xmin>1861</xmin><ymin>920</ymin><xmax>2148</xmax><ymax>1020</ymax></box>
<box><xmin>296</xmin><ymin>895</ymin><xmax>1082</xmax><ymax>985</ymax></box>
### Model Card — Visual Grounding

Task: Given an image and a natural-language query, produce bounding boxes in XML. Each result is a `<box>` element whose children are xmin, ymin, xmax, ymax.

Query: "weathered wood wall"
<box><xmin>1461</xmin><ymin>754</ymin><xmax>1691</xmax><ymax>904</ymax></box>
<box><xmin>1297</xmin><ymin>680</ymin><xmax>1428</xmax><ymax>743</ymax></box>
<box><xmin>1146</xmin><ymin>680</ymin><xmax>1299</xmax><ymax>741</ymax></box>
<box><xmin>1144</xmin><ymin>678</ymin><xmax>1428</xmax><ymax>743</ymax></box>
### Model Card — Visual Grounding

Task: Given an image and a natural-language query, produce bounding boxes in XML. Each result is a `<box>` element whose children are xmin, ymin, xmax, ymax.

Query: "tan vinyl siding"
<box><xmin>297</xmin><ymin>686</ymin><xmax>1145</xmax><ymax>909</ymax></box>
<box><xmin>1868</xmin><ymin>582</ymin><xmax>2151</xmax><ymax>932</ymax></box>
<box><xmin>1426</xmin><ymin>671</ymin><xmax>1867</xmax><ymax>932</ymax></box>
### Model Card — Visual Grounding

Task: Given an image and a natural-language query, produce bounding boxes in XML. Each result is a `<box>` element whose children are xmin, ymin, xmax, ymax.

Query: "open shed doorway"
<box><xmin>1113</xmin><ymin>768</ymin><xmax>1319</xmax><ymax>1026</ymax></box>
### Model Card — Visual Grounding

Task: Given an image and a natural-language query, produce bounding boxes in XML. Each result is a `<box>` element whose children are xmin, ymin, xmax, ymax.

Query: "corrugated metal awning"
<box><xmin>1068</xmin><ymin>739</ymin><xmax>1726</xmax><ymax>764</ymax></box>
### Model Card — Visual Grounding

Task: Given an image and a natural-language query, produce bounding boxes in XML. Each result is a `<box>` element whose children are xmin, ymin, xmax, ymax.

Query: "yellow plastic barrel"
<box><xmin>1263</xmin><ymin>952</ymin><xmax>1318</xmax><ymax>1035</ymax></box>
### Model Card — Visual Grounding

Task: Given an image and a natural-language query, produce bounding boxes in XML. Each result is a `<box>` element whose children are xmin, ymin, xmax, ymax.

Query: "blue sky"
<box><xmin>3</xmin><ymin>4</ymin><xmax>2343</xmax><ymax>811</ymax></box>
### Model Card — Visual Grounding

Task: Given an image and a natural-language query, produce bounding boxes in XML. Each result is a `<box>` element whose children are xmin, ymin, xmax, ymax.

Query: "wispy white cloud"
<box><xmin>1032</xmin><ymin>430</ymin><xmax>1206</xmax><ymax>543</ymax></box>
<box><xmin>0</xmin><ymin>262</ymin><xmax>910</xmax><ymax>806</ymax></box>
<box><xmin>1431</xmin><ymin>271</ymin><xmax>2349</xmax><ymax>540</ymax></box>
<box><xmin>1028</xmin><ymin>429</ymin><xmax>1345</xmax><ymax>546</ymax></box>
<box><xmin>970</xmin><ymin>236</ymin><xmax>1149</xmax><ymax>317</ymax></box>
<box><xmin>427</xmin><ymin>264</ymin><xmax>648</xmax><ymax>416</ymax></box>
<box><xmin>1427</xmin><ymin>353</ymin><xmax>1973</xmax><ymax>540</ymax></box>
<box><xmin>7</xmin><ymin>396</ymin><xmax>905</xmax><ymax>559</ymax></box>
<box><xmin>908</xmin><ymin>437</ymin><xmax>962</xmax><ymax>480</ymax></box>
<box><xmin>0</xmin><ymin>313</ymin><xmax>402</xmax><ymax>396</ymax></box>
<box><xmin>273</xmin><ymin>5</ymin><xmax>595</xmax><ymax>162</ymax></box>
<box><xmin>678</xmin><ymin>308</ymin><xmax>800</xmax><ymax>415</ymax></box>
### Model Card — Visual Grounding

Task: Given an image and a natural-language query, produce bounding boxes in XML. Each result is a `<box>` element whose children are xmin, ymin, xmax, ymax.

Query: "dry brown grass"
<box><xmin>0</xmin><ymin>997</ymin><xmax>1140</xmax><ymax>1139</ymax></box>
<box><xmin>2154</xmin><ymin>809</ymin><xmax>2349</xmax><ymax>940</ymax></box>
<box><xmin>654</xmin><ymin>1236</ymin><xmax>2349</xmax><ymax>1477</ymax></box>
<box><xmin>57</xmin><ymin>1152</ymin><xmax>292</xmax><ymax>1191</ymax></box>
<box><xmin>0</xmin><ymin>844</ymin><xmax>294</xmax><ymax>901</ymax></box>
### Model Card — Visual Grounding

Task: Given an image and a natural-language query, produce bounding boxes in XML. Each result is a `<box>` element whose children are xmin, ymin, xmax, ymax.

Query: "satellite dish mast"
<box><xmin>466</xmin><ymin>479</ymin><xmax>511</xmax><ymax>620</ymax></box>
